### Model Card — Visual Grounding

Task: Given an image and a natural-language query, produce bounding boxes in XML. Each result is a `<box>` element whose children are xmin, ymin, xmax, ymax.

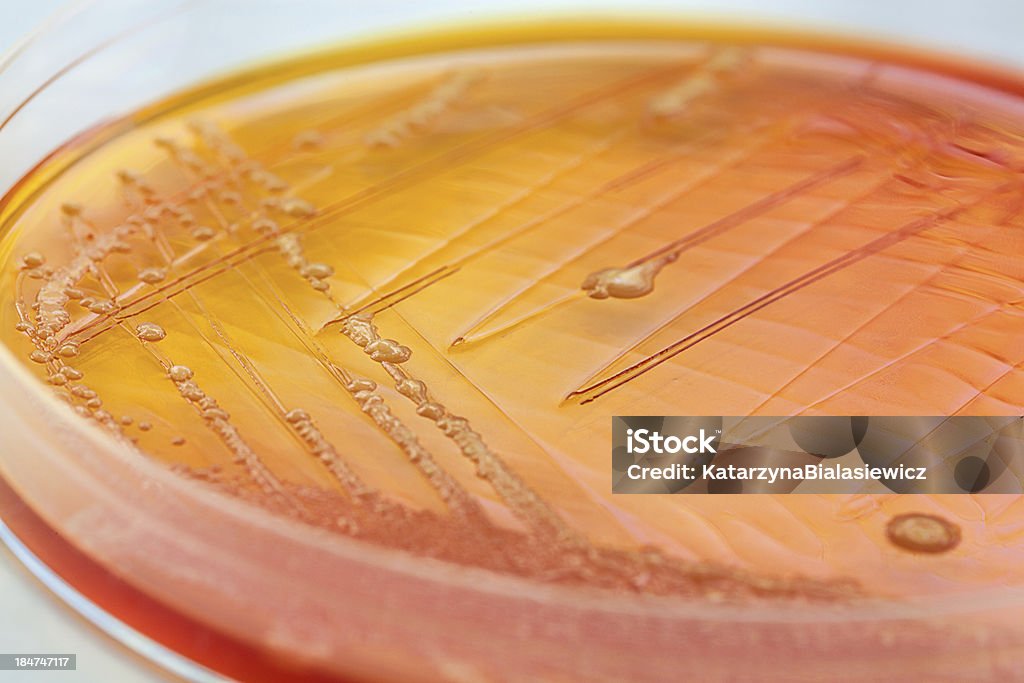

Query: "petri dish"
<box><xmin>0</xmin><ymin>2</ymin><xmax>1022</xmax><ymax>681</ymax></box>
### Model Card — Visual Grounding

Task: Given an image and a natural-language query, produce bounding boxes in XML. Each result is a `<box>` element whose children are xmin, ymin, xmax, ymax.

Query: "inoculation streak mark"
<box><xmin>451</xmin><ymin>153</ymin><xmax>864</xmax><ymax>347</ymax></box>
<box><xmin>570</xmin><ymin>183</ymin><xmax>1014</xmax><ymax>404</ymax></box>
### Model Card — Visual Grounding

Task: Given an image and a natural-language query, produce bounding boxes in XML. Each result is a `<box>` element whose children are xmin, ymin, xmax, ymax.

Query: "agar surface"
<box><xmin>2</xmin><ymin>39</ymin><xmax>1023</xmax><ymax>601</ymax></box>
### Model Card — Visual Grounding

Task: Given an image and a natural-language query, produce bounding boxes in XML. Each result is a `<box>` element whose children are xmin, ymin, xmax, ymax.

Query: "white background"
<box><xmin>1</xmin><ymin>3</ymin><xmax>200</xmax><ymax>679</ymax></box>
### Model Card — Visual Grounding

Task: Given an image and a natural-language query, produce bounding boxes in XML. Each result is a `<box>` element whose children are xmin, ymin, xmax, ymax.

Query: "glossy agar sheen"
<box><xmin>0</xmin><ymin>24</ymin><xmax>1023</xmax><ymax>682</ymax></box>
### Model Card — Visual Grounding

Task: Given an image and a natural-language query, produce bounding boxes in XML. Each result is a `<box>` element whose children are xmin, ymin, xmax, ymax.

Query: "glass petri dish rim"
<box><xmin>0</xmin><ymin>515</ymin><xmax>228</xmax><ymax>683</ymax></box>
<box><xmin>4</xmin><ymin>329</ymin><xmax>1024</xmax><ymax>683</ymax></box>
